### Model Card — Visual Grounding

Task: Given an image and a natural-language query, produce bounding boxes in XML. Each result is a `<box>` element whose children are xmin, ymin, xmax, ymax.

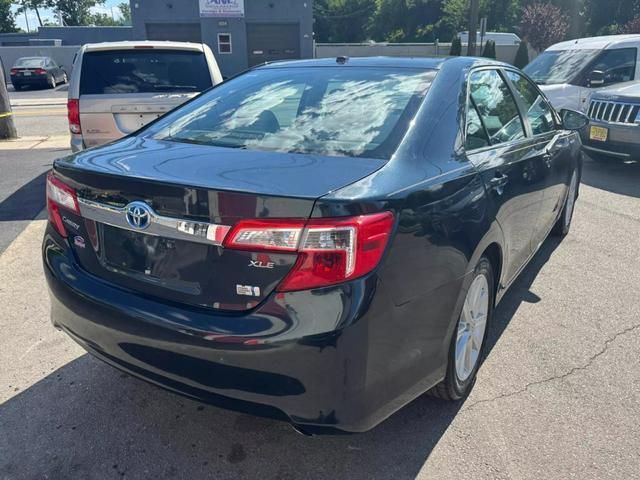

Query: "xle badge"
<box><xmin>236</xmin><ymin>285</ymin><xmax>261</xmax><ymax>297</ymax></box>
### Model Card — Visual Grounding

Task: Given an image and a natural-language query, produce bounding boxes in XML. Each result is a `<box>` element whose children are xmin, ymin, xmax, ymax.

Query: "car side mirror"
<box><xmin>560</xmin><ymin>109</ymin><xmax>589</xmax><ymax>131</ymax></box>
<box><xmin>589</xmin><ymin>70</ymin><xmax>605</xmax><ymax>87</ymax></box>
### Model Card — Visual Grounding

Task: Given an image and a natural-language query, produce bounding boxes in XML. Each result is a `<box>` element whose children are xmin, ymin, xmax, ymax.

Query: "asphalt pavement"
<box><xmin>0</xmin><ymin>123</ymin><xmax>639</xmax><ymax>478</ymax></box>
<box><xmin>5</xmin><ymin>83</ymin><xmax>69</xmax><ymax>138</ymax></box>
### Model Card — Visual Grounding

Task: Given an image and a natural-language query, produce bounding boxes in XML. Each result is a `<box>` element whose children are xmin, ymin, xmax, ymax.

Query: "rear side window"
<box><xmin>79</xmin><ymin>49</ymin><xmax>213</xmax><ymax>95</ymax></box>
<box><xmin>505</xmin><ymin>71</ymin><xmax>556</xmax><ymax>136</ymax></box>
<box><xmin>469</xmin><ymin>70</ymin><xmax>525</xmax><ymax>146</ymax></box>
<box><xmin>151</xmin><ymin>67</ymin><xmax>437</xmax><ymax>159</ymax></box>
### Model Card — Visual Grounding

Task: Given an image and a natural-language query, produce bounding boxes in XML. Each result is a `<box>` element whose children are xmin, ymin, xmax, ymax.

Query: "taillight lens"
<box><xmin>10</xmin><ymin>68</ymin><xmax>18</xmax><ymax>75</ymax></box>
<box><xmin>67</xmin><ymin>99</ymin><xmax>81</xmax><ymax>134</ymax></box>
<box><xmin>224</xmin><ymin>212</ymin><xmax>395</xmax><ymax>291</ymax></box>
<box><xmin>46</xmin><ymin>172</ymin><xmax>79</xmax><ymax>237</ymax></box>
<box><xmin>34</xmin><ymin>68</ymin><xmax>47</xmax><ymax>75</ymax></box>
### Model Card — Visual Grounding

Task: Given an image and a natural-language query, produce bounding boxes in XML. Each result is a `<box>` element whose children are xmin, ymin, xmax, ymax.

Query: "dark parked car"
<box><xmin>10</xmin><ymin>56</ymin><xmax>67</xmax><ymax>90</ymax></box>
<box><xmin>43</xmin><ymin>57</ymin><xmax>588</xmax><ymax>434</ymax></box>
<box><xmin>584</xmin><ymin>81</ymin><xmax>640</xmax><ymax>162</ymax></box>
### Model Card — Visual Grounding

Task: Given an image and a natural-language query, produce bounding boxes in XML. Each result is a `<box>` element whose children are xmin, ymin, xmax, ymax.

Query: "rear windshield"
<box><xmin>14</xmin><ymin>58</ymin><xmax>45</xmax><ymax>68</ymax></box>
<box><xmin>150</xmin><ymin>67</ymin><xmax>436</xmax><ymax>159</ymax></box>
<box><xmin>79</xmin><ymin>49</ymin><xmax>212</xmax><ymax>95</ymax></box>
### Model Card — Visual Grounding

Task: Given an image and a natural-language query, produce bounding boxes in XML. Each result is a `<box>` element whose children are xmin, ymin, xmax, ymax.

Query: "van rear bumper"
<box><xmin>70</xmin><ymin>134</ymin><xmax>84</xmax><ymax>152</ymax></box>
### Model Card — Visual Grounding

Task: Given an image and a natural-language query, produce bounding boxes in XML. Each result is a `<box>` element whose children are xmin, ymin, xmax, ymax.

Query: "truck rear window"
<box><xmin>79</xmin><ymin>49</ymin><xmax>212</xmax><ymax>95</ymax></box>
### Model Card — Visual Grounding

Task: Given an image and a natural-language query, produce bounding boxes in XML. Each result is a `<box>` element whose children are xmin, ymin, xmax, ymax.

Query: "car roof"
<box><xmin>15</xmin><ymin>56</ymin><xmax>48</xmax><ymax>60</ymax></box>
<box><xmin>256</xmin><ymin>56</ymin><xmax>505</xmax><ymax>70</ymax></box>
<box><xmin>82</xmin><ymin>41</ymin><xmax>205</xmax><ymax>53</ymax></box>
<box><xmin>547</xmin><ymin>34</ymin><xmax>640</xmax><ymax>51</ymax></box>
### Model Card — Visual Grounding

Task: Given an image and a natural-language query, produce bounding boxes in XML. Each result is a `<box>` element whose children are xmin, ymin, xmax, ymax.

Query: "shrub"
<box><xmin>450</xmin><ymin>36</ymin><xmax>462</xmax><ymax>56</ymax></box>
<box><xmin>482</xmin><ymin>40</ymin><xmax>497</xmax><ymax>59</ymax></box>
<box><xmin>514</xmin><ymin>40</ymin><xmax>530</xmax><ymax>68</ymax></box>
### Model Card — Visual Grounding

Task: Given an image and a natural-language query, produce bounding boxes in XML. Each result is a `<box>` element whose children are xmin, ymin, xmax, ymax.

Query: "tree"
<box><xmin>519</xmin><ymin>2</ymin><xmax>569</xmax><ymax>51</ymax></box>
<box><xmin>0</xmin><ymin>0</ymin><xmax>19</xmax><ymax>32</ymax></box>
<box><xmin>313</xmin><ymin>0</ymin><xmax>376</xmax><ymax>43</ymax></box>
<box><xmin>450</xmin><ymin>36</ymin><xmax>462</xmax><ymax>56</ymax></box>
<box><xmin>513</xmin><ymin>40</ymin><xmax>530</xmax><ymax>68</ymax></box>
<box><xmin>367</xmin><ymin>0</ymin><xmax>445</xmax><ymax>43</ymax></box>
<box><xmin>46</xmin><ymin>0</ymin><xmax>106</xmax><ymax>26</ymax></box>
<box><xmin>481</xmin><ymin>39</ymin><xmax>496</xmax><ymax>58</ymax></box>
<box><xmin>118</xmin><ymin>1</ymin><xmax>131</xmax><ymax>25</ymax></box>
<box><xmin>15</xmin><ymin>0</ymin><xmax>47</xmax><ymax>27</ymax></box>
<box><xmin>622</xmin><ymin>16</ymin><xmax>640</xmax><ymax>34</ymax></box>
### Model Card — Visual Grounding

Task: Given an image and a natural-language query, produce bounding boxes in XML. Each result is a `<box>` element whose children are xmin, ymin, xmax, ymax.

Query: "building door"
<box><xmin>146</xmin><ymin>23</ymin><xmax>202</xmax><ymax>43</ymax></box>
<box><xmin>246</xmin><ymin>23</ymin><xmax>300</xmax><ymax>67</ymax></box>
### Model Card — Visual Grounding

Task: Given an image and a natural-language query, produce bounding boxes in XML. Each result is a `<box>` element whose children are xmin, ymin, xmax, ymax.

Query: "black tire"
<box><xmin>11</xmin><ymin>83</ymin><xmax>21</xmax><ymax>91</ymax></box>
<box><xmin>552</xmin><ymin>167</ymin><xmax>579</xmax><ymax>237</ymax></box>
<box><xmin>429</xmin><ymin>257</ymin><xmax>494</xmax><ymax>401</ymax></box>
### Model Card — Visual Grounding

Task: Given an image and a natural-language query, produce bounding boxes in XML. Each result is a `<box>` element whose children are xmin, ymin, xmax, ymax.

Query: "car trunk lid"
<box><xmin>53</xmin><ymin>138</ymin><xmax>386</xmax><ymax>312</ymax></box>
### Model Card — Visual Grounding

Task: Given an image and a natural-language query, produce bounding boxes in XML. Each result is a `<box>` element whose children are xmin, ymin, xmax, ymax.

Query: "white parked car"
<box><xmin>67</xmin><ymin>41</ymin><xmax>223</xmax><ymax>151</ymax></box>
<box><xmin>524</xmin><ymin>34</ymin><xmax>640</xmax><ymax>112</ymax></box>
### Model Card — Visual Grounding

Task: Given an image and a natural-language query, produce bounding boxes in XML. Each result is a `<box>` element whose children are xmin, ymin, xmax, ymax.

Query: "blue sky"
<box><xmin>12</xmin><ymin>0</ymin><xmax>125</xmax><ymax>31</ymax></box>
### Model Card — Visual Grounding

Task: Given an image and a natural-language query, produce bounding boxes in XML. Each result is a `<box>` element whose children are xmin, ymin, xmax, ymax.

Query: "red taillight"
<box><xmin>67</xmin><ymin>99</ymin><xmax>81</xmax><ymax>134</ymax></box>
<box><xmin>46</xmin><ymin>172</ymin><xmax>79</xmax><ymax>237</ymax></box>
<box><xmin>34</xmin><ymin>68</ymin><xmax>47</xmax><ymax>75</ymax></box>
<box><xmin>224</xmin><ymin>212</ymin><xmax>395</xmax><ymax>291</ymax></box>
<box><xmin>10</xmin><ymin>68</ymin><xmax>18</xmax><ymax>75</ymax></box>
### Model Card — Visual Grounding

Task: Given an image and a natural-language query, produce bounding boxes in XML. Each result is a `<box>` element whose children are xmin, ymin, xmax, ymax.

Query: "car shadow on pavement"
<box><xmin>484</xmin><ymin>235</ymin><xmax>562</xmax><ymax>358</ymax></box>
<box><xmin>0</xmin><ymin>171</ymin><xmax>47</xmax><ymax>222</ymax></box>
<box><xmin>0</xmin><ymin>352</ymin><xmax>465</xmax><ymax>480</ymax></box>
<box><xmin>0</xmin><ymin>235</ymin><xmax>565</xmax><ymax>480</ymax></box>
<box><xmin>580</xmin><ymin>156</ymin><xmax>640</xmax><ymax>198</ymax></box>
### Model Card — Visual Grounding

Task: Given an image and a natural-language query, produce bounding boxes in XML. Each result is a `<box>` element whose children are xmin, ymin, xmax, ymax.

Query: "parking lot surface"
<box><xmin>0</xmin><ymin>130</ymin><xmax>639</xmax><ymax>479</ymax></box>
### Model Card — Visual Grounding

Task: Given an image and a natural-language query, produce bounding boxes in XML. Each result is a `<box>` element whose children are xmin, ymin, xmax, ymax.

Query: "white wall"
<box><xmin>314</xmin><ymin>42</ymin><xmax>537</xmax><ymax>66</ymax></box>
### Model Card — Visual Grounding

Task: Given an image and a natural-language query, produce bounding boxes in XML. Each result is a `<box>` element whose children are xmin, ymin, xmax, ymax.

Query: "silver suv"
<box><xmin>67</xmin><ymin>41</ymin><xmax>223</xmax><ymax>151</ymax></box>
<box><xmin>584</xmin><ymin>81</ymin><xmax>640</xmax><ymax>162</ymax></box>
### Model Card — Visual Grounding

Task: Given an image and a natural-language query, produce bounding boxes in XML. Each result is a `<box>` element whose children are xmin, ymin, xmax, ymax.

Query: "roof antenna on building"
<box><xmin>336</xmin><ymin>56</ymin><xmax>349</xmax><ymax>64</ymax></box>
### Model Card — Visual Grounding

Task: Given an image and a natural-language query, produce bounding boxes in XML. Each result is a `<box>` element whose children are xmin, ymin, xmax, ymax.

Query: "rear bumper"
<box><xmin>11</xmin><ymin>74</ymin><xmax>48</xmax><ymax>85</ymax></box>
<box><xmin>43</xmin><ymin>225</ymin><xmax>456</xmax><ymax>432</ymax></box>
<box><xmin>70</xmin><ymin>134</ymin><xmax>84</xmax><ymax>152</ymax></box>
<box><xmin>582</xmin><ymin>120</ymin><xmax>640</xmax><ymax>160</ymax></box>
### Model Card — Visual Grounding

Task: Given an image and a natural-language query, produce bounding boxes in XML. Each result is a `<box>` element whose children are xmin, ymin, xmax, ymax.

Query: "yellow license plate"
<box><xmin>590</xmin><ymin>126</ymin><xmax>609</xmax><ymax>142</ymax></box>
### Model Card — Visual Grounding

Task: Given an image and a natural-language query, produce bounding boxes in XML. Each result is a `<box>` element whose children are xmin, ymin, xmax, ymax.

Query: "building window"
<box><xmin>218</xmin><ymin>33</ymin><xmax>232</xmax><ymax>54</ymax></box>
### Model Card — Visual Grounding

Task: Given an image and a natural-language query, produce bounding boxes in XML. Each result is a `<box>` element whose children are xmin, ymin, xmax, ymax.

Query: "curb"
<box><xmin>0</xmin><ymin>135</ymin><xmax>70</xmax><ymax>151</ymax></box>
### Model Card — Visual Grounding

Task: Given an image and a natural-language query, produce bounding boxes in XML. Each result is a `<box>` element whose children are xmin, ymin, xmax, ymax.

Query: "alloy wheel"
<box><xmin>455</xmin><ymin>273</ymin><xmax>489</xmax><ymax>382</ymax></box>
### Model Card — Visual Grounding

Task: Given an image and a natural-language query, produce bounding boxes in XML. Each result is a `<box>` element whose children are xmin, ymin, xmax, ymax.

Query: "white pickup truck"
<box><xmin>524</xmin><ymin>34</ymin><xmax>640</xmax><ymax>112</ymax></box>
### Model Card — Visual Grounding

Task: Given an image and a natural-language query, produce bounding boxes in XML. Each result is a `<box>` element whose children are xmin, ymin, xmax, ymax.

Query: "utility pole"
<box><xmin>0</xmin><ymin>65</ymin><xmax>18</xmax><ymax>140</ymax></box>
<box><xmin>467</xmin><ymin>0</ymin><xmax>480</xmax><ymax>56</ymax></box>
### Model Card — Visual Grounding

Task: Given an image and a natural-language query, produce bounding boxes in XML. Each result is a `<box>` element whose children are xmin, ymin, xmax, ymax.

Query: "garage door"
<box><xmin>145</xmin><ymin>23</ymin><xmax>202</xmax><ymax>43</ymax></box>
<box><xmin>247</xmin><ymin>23</ymin><xmax>300</xmax><ymax>67</ymax></box>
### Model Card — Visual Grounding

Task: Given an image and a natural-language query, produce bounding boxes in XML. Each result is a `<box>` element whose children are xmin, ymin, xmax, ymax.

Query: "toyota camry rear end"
<box><xmin>43</xmin><ymin>57</ymin><xmax>486</xmax><ymax>433</ymax></box>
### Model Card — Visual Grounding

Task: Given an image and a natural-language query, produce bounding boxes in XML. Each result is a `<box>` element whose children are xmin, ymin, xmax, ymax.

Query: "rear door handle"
<box><xmin>489</xmin><ymin>173</ymin><xmax>509</xmax><ymax>194</ymax></box>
